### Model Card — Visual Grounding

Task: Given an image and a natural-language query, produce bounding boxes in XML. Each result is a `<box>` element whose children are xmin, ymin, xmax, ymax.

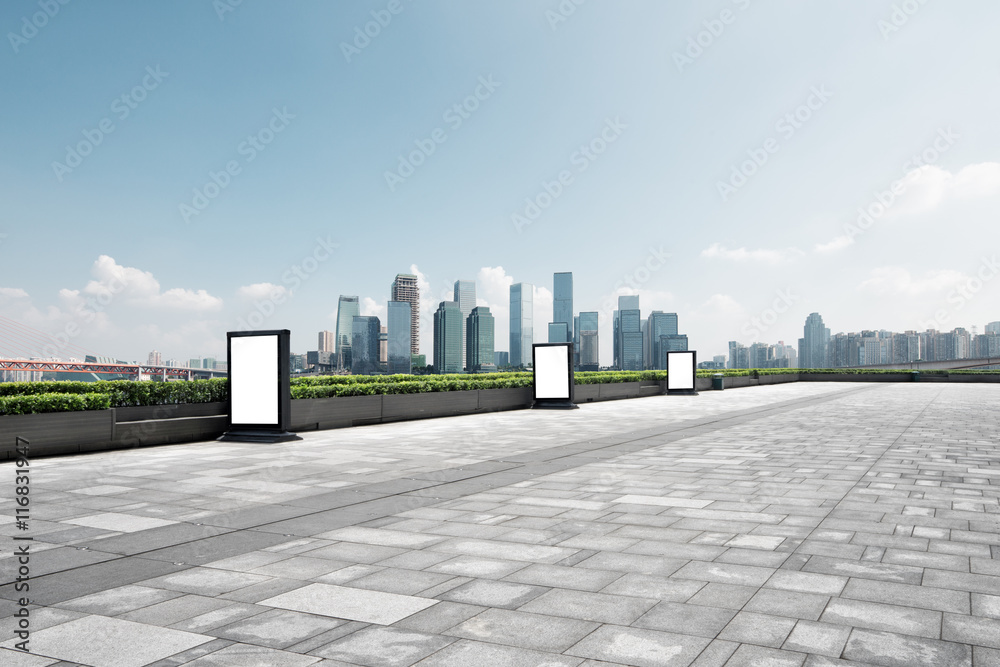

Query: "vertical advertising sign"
<box><xmin>532</xmin><ymin>343</ymin><xmax>578</xmax><ymax>409</ymax></box>
<box><xmin>667</xmin><ymin>350</ymin><xmax>698</xmax><ymax>395</ymax></box>
<box><xmin>219</xmin><ymin>329</ymin><xmax>301</xmax><ymax>443</ymax></box>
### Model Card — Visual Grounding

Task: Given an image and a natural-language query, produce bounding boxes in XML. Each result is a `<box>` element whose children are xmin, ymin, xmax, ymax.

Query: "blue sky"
<box><xmin>2</xmin><ymin>1</ymin><xmax>999</xmax><ymax>364</ymax></box>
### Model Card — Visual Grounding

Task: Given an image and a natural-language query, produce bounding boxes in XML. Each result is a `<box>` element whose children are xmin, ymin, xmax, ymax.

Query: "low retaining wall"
<box><xmin>2</xmin><ymin>373</ymin><xmax>998</xmax><ymax>460</ymax></box>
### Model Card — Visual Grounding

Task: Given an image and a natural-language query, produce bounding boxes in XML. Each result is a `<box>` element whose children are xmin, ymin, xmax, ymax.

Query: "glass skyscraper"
<box><xmin>335</xmin><ymin>295</ymin><xmax>360</xmax><ymax>370</ymax></box>
<box><xmin>799</xmin><ymin>312</ymin><xmax>830</xmax><ymax>369</ymax></box>
<box><xmin>579</xmin><ymin>311</ymin><xmax>599</xmax><ymax>370</ymax></box>
<box><xmin>433</xmin><ymin>301</ymin><xmax>463</xmax><ymax>374</ymax></box>
<box><xmin>351</xmin><ymin>315</ymin><xmax>381</xmax><ymax>375</ymax></box>
<box><xmin>466</xmin><ymin>306</ymin><xmax>495</xmax><ymax>372</ymax></box>
<box><xmin>509</xmin><ymin>283</ymin><xmax>533</xmax><ymax>367</ymax></box>
<box><xmin>618</xmin><ymin>295</ymin><xmax>642</xmax><ymax>371</ymax></box>
<box><xmin>646</xmin><ymin>311</ymin><xmax>679</xmax><ymax>370</ymax></box>
<box><xmin>454</xmin><ymin>279</ymin><xmax>476</xmax><ymax>370</ymax></box>
<box><xmin>391</xmin><ymin>274</ymin><xmax>420</xmax><ymax>355</ymax></box>
<box><xmin>551</xmin><ymin>272</ymin><xmax>573</xmax><ymax>343</ymax></box>
<box><xmin>387</xmin><ymin>301</ymin><xmax>412</xmax><ymax>374</ymax></box>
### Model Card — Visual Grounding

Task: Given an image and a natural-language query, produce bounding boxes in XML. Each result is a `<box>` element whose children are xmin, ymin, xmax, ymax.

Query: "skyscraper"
<box><xmin>454</xmin><ymin>280</ymin><xmax>476</xmax><ymax>369</ymax></box>
<box><xmin>579</xmin><ymin>311</ymin><xmax>599</xmax><ymax>371</ymax></box>
<box><xmin>799</xmin><ymin>312</ymin><xmax>830</xmax><ymax>369</ymax></box>
<box><xmin>387</xmin><ymin>301</ymin><xmax>412</xmax><ymax>374</ymax></box>
<box><xmin>510</xmin><ymin>283</ymin><xmax>533</xmax><ymax>367</ymax></box>
<box><xmin>645</xmin><ymin>311</ymin><xmax>679</xmax><ymax>370</ymax></box>
<box><xmin>433</xmin><ymin>301</ymin><xmax>464</xmax><ymax>374</ymax></box>
<box><xmin>618</xmin><ymin>295</ymin><xmax>642</xmax><ymax>371</ymax></box>
<box><xmin>351</xmin><ymin>315</ymin><xmax>381</xmax><ymax>375</ymax></box>
<box><xmin>318</xmin><ymin>330</ymin><xmax>335</xmax><ymax>353</ymax></box>
<box><xmin>987</xmin><ymin>321</ymin><xmax>1000</xmax><ymax>335</ymax></box>
<box><xmin>550</xmin><ymin>272</ymin><xmax>573</xmax><ymax>343</ymax></box>
<box><xmin>335</xmin><ymin>296</ymin><xmax>360</xmax><ymax>370</ymax></box>
<box><xmin>391</xmin><ymin>274</ymin><xmax>420</xmax><ymax>354</ymax></box>
<box><xmin>466</xmin><ymin>306</ymin><xmax>495</xmax><ymax>372</ymax></box>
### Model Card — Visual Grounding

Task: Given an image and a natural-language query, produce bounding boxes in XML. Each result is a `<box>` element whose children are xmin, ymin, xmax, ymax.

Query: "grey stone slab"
<box><xmin>139</xmin><ymin>567</ymin><xmax>273</xmax><ymax>596</ymax></box>
<box><xmin>565</xmin><ymin>625</ymin><xmax>711</xmax><ymax>667</ymax></box>
<box><xmin>600</xmin><ymin>573</ymin><xmax>704</xmax><ymax>601</ymax></box>
<box><xmin>725</xmin><ymin>644</ymin><xmax>806</xmax><ymax>666</ymax></box>
<box><xmin>840</xmin><ymin>578</ymin><xmax>971</xmax><ymax>614</ymax></box>
<box><xmin>182</xmin><ymin>643</ymin><xmax>321</xmax><ymax>666</ymax></box>
<box><xmin>313</xmin><ymin>626</ymin><xmax>455</xmax><ymax>667</ymax></box>
<box><xmin>718</xmin><ymin>611</ymin><xmax>797</xmax><ymax>647</ymax></box>
<box><xmin>412</xmin><ymin>638</ymin><xmax>583</xmax><ymax>666</ymax></box>
<box><xmin>519</xmin><ymin>588</ymin><xmax>657</xmax><ymax>625</ymax></box>
<box><xmin>120</xmin><ymin>594</ymin><xmax>232</xmax><ymax>626</ymax></box>
<box><xmin>633</xmin><ymin>601</ymin><xmax>736</xmax><ymax>638</ymax></box>
<box><xmin>942</xmin><ymin>613</ymin><xmax>1000</xmax><ymax>650</ymax></box>
<box><xmin>0</xmin><ymin>557</ymin><xmax>186</xmax><ymax>606</ymax></box>
<box><xmin>427</xmin><ymin>537</ymin><xmax>577</xmax><ymax>564</ymax></box>
<box><xmin>314</xmin><ymin>526</ymin><xmax>447</xmax><ymax>549</ymax></box>
<box><xmin>574</xmin><ymin>551</ymin><xmax>688</xmax><ymax>576</ymax></box>
<box><xmin>923</xmin><ymin>568</ymin><xmax>1000</xmax><ymax>595</ymax></box>
<box><xmin>0</xmin><ymin>615</ymin><xmax>212</xmax><ymax>667</ymax></box>
<box><xmin>75</xmin><ymin>523</ymin><xmax>232</xmax><ymax>556</ymax></box>
<box><xmin>822</xmin><ymin>598</ymin><xmax>942</xmax><ymax>639</ymax></box>
<box><xmin>427</xmin><ymin>555</ymin><xmax>528</xmax><ymax>579</ymax></box>
<box><xmin>211</xmin><ymin>608</ymin><xmax>343</xmax><ymax>649</ymax></box>
<box><xmin>261</xmin><ymin>583</ymin><xmax>438</xmax><ymax>625</ymax></box>
<box><xmin>446</xmin><ymin>608</ymin><xmax>599</xmax><ymax>652</ymax></box>
<box><xmin>843</xmin><ymin>628</ymin><xmax>972</xmax><ymax>667</ymax></box>
<box><xmin>783</xmin><ymin>620</ymin><xmax>852</xmax><ymax>659</ymax></box>
<box><xmin>56</xmin><ymin>584</ymin><xmax>183</xmax><ymax>616</ymax></box>
<box><xmin>743</xmin><ymin>588</ymin><xmax>831</xmax><ymax>621</ymax></box>
<box><xmin>300</xmin><ymin>542</ymin><xmax>407</xmax><ymax>564</ymax></box>
<box><xmin>688</xmin><ymin>639</ymin><xmax>739</xmax><ymax>667</ymax></box>
<box><xmin>687</xmin><ymin>582</ymin><xmax>759</xmax><ymax>610</ymax></box>
<box><xmin>141</xmin><ymin>530</ymin><xmax>291</xmax><ymax>566</ymax></box>
<box><xmin>765</xmin><ymin>570</ymin><xmax>848</xmax><ymax>596</ymax></box>
<box><xmin>673</xmin><ymin>561</ymin><xmax>775</xmax><ymax>587</ymax></box>
<box><xmin>502</xmin><ymin>563</ymin><xmax>622</xmax><ymax>592</ymax></box>
<box><xmin>169</xmin><ymin>602</ymin><xmax>269</xmax><ymax>633</ymax></box>
<box><xmin>392</xmin><ymin>601</ymin><xmax>486</xmax><ymax>634</ymax></box>
<box><xmin>437</xmin><ymin>579</ymin><xmax>549</xmax><ymax>609</ymax></box>
<box><xmin>347</xmin><ymin>567</ymin><xmax>456</xmax><ymax>596</ymax></box>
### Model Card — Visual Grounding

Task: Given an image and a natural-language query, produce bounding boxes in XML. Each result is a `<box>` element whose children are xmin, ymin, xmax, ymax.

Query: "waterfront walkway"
<box><xmin>1</xmin><ymin>382</ymin><xmax>998</xmax><ymax>666</ymax></box>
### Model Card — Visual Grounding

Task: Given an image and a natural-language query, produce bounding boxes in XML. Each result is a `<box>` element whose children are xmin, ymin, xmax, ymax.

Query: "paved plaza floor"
<box><xmin>1</xmin><ymin>382</ymin><xmax>999</xmax><ymax>666</ymax></box>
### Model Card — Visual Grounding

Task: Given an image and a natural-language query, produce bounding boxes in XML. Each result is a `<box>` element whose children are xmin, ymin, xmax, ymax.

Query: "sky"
<box><xmin>1</xmin><ymin>1</ymin><xmax>999</xmax><ymax>365</ymax></box>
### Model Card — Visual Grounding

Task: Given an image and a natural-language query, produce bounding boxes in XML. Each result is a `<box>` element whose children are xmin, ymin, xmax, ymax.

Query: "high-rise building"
<box><xmin>494</xmin><ymin>351</ymin><xmax>509</xmax><ymax>368</ymax></box>
<box><xmin>391</xmin><ymin>274</ymin><xmax>420</xmax><ymax>355</ymax></box>
<box><xmin>203</xmin><ymin>357</ymin><xmax>216</xmax><ymax>370</ymax></box>
<box><xmin>387</xmin><ymin>301</ymin><xmax>412</xmax><ymax>374</ymax></box>
<box><xmin>335</xmin><ymin>296</ymin><xmax>360</xmax><ymax>370</ymax></box>
<box><xmin>188</xmin><ymin>358</ymin><xmax>201</xmax><ymax>370</ymax></box>
<box><xmin>379</xmin><ymin>326</ymin><xmax>388</xmax><ymax>370</ymax></box>
<box><xmin>578</xmin><ymin>311</ymin><xmax>599</xmax><ymax>370</ymax></box>
<box><xmin>798</xmin><ymin>312</ymin><xmax>830</xmax><ymax>369</ymax></box>
<box><xmin>466</xmin><ymin>306</ymin><xmax>496</xmax><ymax>372</ymax></box>
<box><xmin>351</xmin><ymin>316</ymin><xmax>381</xmax><ymax>375</ymax></box>
<box><xmin>147</xmin><ymin>350</ymin><xmax>162</xmax><ymax>366</ymax></box>
<box><xmin>318</xmin><ymin>330</ymin><xmax>335</xmax><ymax>352</ymax></box>
<box><xmin>551</xmin><ymin>272</ymin><xmax>573</xmax><ymax>345</ymax></box>
<box><xmin>453</xmin><ymin>280</ymin><xmax>476</xmax><ymax>370</ymax></box>
<box><xmin>509</xmin><ymin>283</ymin><xmax>533</xmax><ymax>367</ymax></box>
<box><xmin>645</xmin><ymin>311</ymin><xmax>678</xmax><ymax>370</ymax></box>
<box><xmin>987</xmin><ymin>321</ymin><xmax>1000</xmax><ymax>335</ymax></box>
<box><xmin>434</xmin><ymin>301</ymin><xmax>464</xmax><ymax>374</ymax></box>
<box><xmin>618</xmin><ymin>295</ymin><xmax>642</xmax><ymax>371</ymax></box>
<box><xmin>613</xmin><ymin>310</ymin><xmax>621</xmax><ymax>369</ymax></box>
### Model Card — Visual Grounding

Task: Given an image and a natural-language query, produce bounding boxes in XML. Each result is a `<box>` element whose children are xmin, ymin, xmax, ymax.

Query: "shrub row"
<box><xmin>0</xmin><ymin>392</ymin><xmax>112</xmax><ymax>415</ymax></box>
<box><xmin>0</xmin><ymin>379</ymin><xmax>228</xmax><ymax>406</ymax></box>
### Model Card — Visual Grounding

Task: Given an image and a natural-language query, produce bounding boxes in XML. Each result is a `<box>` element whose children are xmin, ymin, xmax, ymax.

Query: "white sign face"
<box><xmin>231</xmin><ymin>334</ymin><xmax>279</xmax><ymax>425</ymax></box>
<box><xmin>667</xmin><ymin>351</ymin><xmax>695</xmax><ymax>390</ymax></box>
<box><xmin>534</xmin><ymin>345</ymin><xmax>570</xmax><ymax>399</ymax></box>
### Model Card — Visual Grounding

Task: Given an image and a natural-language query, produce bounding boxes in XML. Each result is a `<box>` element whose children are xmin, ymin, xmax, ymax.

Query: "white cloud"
<box><xmin>237</xmin><ymin>282</ymin><xmax>289</xmax><ymax>303</ymax></box>
<box><xmin>858</xmin><ymin>266</ymin><xmax>968</xmax><ymax>297</ymax></box>
<box><xmin>85</xmin><ymin>255</ymin><xmax>223</xmax><ymax>311</ymax></box>
<box><xmin>360</xmin><ymin>296</ymin><xmax>386</xmax><ymax>321</ymax></box>
<box><xmin>0</xmin><ymin>287</ymin><xmax>29</xmax><ymax>300</ymax></box>
<box><xmin>814</xmin><ymin>235</ymin><xmax>855</xmax><ymax>254</ymax></box>
<box><xmin>701</xmin><ymin>243</ymin><xmax>805</xmax><ymax>264</ymax></box>
<box><xmin>884</xmin><ymin>162</ymin><xmax>1000</xmax><ymax>219</ymax></box>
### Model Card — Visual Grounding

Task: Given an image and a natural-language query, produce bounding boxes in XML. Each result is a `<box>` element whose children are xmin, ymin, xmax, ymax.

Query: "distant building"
<box><xmin>510</xmin><ymin>283</ymin><xmax>533</xmax><ymax>367</ymax></box>
<box><xmin>494</xmin><ymin>351</ymin><xmax>509</xmax><ymax>368</ymax></box>
<box><xmin>411</xmin><ymin>354</ymin><xmax>426</xmax><ymax>369</ymax></box>
<box><xmin>987</xmin><ymin>321</ymin><xmax>1000</xmax><ymax>335</ymax></box>
<box><xmin>335</xmin><ymin>296</ymin><xmax>360</xmax><ymax>370</ymax></box>
<box><xmin>548</xmin><ymin>322</ymin><xmax>570</xmax><ymax>343</ymax></box>
<box><xmin>147</xmin><ymin>350</ymin><xmax>162</xmax><ymax>366</ymax></box>
<box><xmin>188</xmin><ymin>358</ymin><xmax>201</xmax><ymax>370</ymax></box>
<box><xmin>550</xmin><ymin>272</ymin><xmax>573</xmax><ymax>346</ymax></box>
<box><xmin>466</xmin><ymin>306</ymin><xmax>496</xmax><ymax>372</ymax></box>
<box><xmin>645</xmin><ymin>311</ymin><xmax>678</xmax><ymax>370</ymax></box>
<box><xmin>579</xmin><ymin>311</ymin><xmax>599</xmax><ymax>370</ymax></box>
<box><xmin>433</xmin><ymin>301</ymin><xmax>463</xmax><ymax>374</ymax></box>
<box><xmin>379</xmin><ymin>326</ymin><xmax>388</xmax><ymax>371</ymax></box>
<box><xmin>618</xmin><ymin>295</ymin><xmax>642</xmax><ymax>371</ymax></box>
<box><xmin>454</xmin><ymin>280</ymin><xmax>476</xmax><ymax>370</ymax></box>
<box><xmin>202</xmin><ymin>357</ymin><xmax>216</xmax><ymax>370</ymax></box>
<box><xmin>387</xmin><ymin>301</ymin><xmax>413</xmax><ymax>374</ymax></box>
<box><xmin>318</xmin><ymin>330</ymin><xmax>335</xmax><ymax>353</ymax></box>
<box><xmin>391</xmin><ymin>274</ymin><xmax>420</xmax><ymax>355</ymax></box>
<box><xmin>351</xmin><ymin>316</ymin><xmax>381</xmax><ymax>375</ymax></box>
<box><xmin>799</xmin><ymin>313</ymin><xmax>830</xmax><ymax>369</ymax></box>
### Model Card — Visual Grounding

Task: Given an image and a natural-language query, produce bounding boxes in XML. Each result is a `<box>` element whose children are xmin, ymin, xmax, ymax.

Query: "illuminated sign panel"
<box><xmin>667</xmin><ymin>350</ymin><xmax>697</xmax><ymax>393</ymax></box>
<box><xmin>532</xmin><ymin>343</ymin><xmax>577</xmax><ymax>408</ymax></box>
<box><xmin>221</xmin><ymin>329</ymin><xmax>299</xmax><ymax>442</ymax></box>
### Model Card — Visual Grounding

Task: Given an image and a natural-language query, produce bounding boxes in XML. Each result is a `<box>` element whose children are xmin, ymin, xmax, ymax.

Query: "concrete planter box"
<box><xmin>477</xmin><ymin>387</ymin><xmax>534</xmax><ymax>411</ymax></box>
<box><xmin>115</xmin><ymin>402</ymin><xmax>228</xmax><ymax>422</ymax></box>
<box><xmin>758</xmin><ymin>374</ymin><xmax>800</xmax><ymax>385</ymax></box>
<box><xmin>291</xmin><ymin>395</ymin><xmax>382</xmax><ymax>431</ymax></box>
<box><xmin>0</xmin><ymin>409</ymin><xmax>115</xmax><ymax>460</ymax></box>
<box><xmin>111</xmin><ymin>415</ymin><xmax>227</xmax><ymax>451</ymax></box>
<box><xmin>799</xmin><ymin>373</ymin><xmax>914</xmax><ymax>382</ymax></box>
<box><xmin>382</xmin><ymin>390</ymin><xmax>480</xmax><ymax>422</ymax></box>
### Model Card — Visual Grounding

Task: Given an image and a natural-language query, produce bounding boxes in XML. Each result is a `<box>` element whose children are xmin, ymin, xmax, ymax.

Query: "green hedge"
<box><xmin>0</xmin><ymin>379</ymin><xmax>227</xmax><ymax>407</ymax></box>
<box><xmin>0</xmin><ymin>392</ymin><xmax>112</xmax><ymax>415</ymax></box>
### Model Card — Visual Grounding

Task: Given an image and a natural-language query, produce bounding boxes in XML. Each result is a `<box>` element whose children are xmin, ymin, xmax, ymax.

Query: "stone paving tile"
<box><xmin>261</xmin><ymin>583</ymin><xmax>438</xmax><ymax>625</ymax></box>
<box><xmin>55</xmin><ymin>584</ymin><xmax>184</xmax><ymax>616</ymax></box>
<box><xmin>942</xmin><ymin>612</ymin><xmax>1000</xmax><ymax>649</ymax></box>
<box><xmin>411</xmin><ymin>638</ymin><xmax>584</xmax><ymax>665</ymax></box>
<box><xmin>842</xmin><ymin>628</ymin><xmax>972</xmax><ymax>666</ymax></box>
<box><xmin>672</xmin><ymin>561</ymin><xmax>775</xmax><ymax>587</ymax></box>
<box><xmin>600</xmin><ymin>573</ymin><xmax>705</xmax><ymax>600</ymax></box>
<box><xmin>724</xmin><ymin>643</ymin><xmax>806</xmax><ymax>666</ymax></box>
<box><xmin>820</xmin><ymin>598</ymin><xmax>942</xmax><ymax>639</ymax></box>
<box><xmin>686</xmin><ymin>582</ymin><xmax>759</xmax><ymax>610</ymax></box>
<box><xmin>426</xmin><ymin>555</ymin><xmax>528</xmax><ymax>579</ymax></box>
<box><xmin>209</xmin><ymin>608</ymin><xmax>342</xmax><ymax>649</ymax></box>
<box><xmin>782</xmin><ymin>620</ymin><xmax>852</xmax><ymax>659</ymax></box>
<box><xmin>839</xmin><ymin>577</ymin><xmax>971</xmax><ymax>614</ymax></box>
<box><xmin>718</xmin><ymin>610</ymin><xmax>797</xmax><ymax>648</ymax></box>
<box><xmin>436</xmin><ymin>579</ymin><xmax>549</xmax><ymax>609</ymax></box>
<box><xmin>519</xmin><ymin>587</ymin><xmax>657</xmax><ymax>625</ymax></box>
<box><xmin>119</xmin><ymin>594</ymin><xmax>232</xmax><ymax>626</ymax></box>
<box><xmin>182</xmin><ymin>643</ymin><xmax>322</xmax><ymax>666</ymax></box>
<box><xmin>633</xmin><ymin>601</ymin><xmax>736</xmax><ymax>638</ymax></box>
<box><xmin>742</xmin><ymin>588</ymin><xmax>831</xmax><ymax>621</ymax></box>
<box><xmin>309</xmin><ymin>626</ymin><xmax>455</xmax><ymax>666</ymax></box>
<box><xmin>445</xmin><ymin>608</ymin><xmax>598</xmax><ymax>652</ymax></box>
<box><xmin>565</xmin><ymin>624</ymin><xmax>712</xmax><ymax>666</ymax></box>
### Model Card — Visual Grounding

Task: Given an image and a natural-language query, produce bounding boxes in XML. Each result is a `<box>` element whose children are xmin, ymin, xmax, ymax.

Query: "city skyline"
<box><xmin>2</xmin><ymin>3</ymin><xmax>999</xmax><ymax>369</ymax></box>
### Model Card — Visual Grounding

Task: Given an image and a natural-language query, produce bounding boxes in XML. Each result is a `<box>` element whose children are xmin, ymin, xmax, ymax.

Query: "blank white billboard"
<box><xmin>667</xmin><ymin>351</ymin><xmax>696</xmax><ymax>391</ymax></box>
<box><xmin>231</xmin><ymin>334</ymin><xmax>279</xmax><ymax>425</ymax></box>
<box><xmin>534</xmin><ymin>345</ymin><xmax>571</xmax><ymax>399</ymax></box>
